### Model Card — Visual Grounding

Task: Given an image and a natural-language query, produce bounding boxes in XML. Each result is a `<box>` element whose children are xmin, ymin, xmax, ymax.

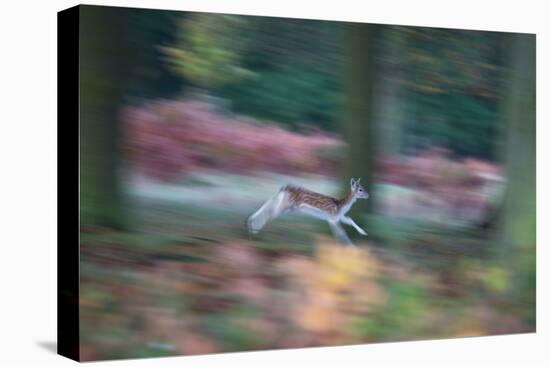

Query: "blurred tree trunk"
<box><xmin>497</xmin><ymin>33</ymin><xmax>535</xmax><ymax>309</ymax></box>
<box><xmin>375</xmin><ymin>26</ymin><xmax>406</xmax><ymax>157</ymax></box>
<box><xmin>80</xmin><ymin>6</ymin><xmax>134</xmax><ymax>229</ymax></box>
<box><xmin>343</xmin><ymin>23</ymin><xmax>379</xmax><ymax>220</ymax></box>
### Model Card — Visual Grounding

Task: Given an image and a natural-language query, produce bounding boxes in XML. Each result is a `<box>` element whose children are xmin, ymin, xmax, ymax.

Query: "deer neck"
<box><xmin>337</xmin><ymin>191</ymin><xmax>357</xmax><ymax>216</ymax></box>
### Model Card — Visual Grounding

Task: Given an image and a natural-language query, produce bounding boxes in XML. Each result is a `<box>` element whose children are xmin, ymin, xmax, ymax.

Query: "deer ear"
<box><xmin>350</xmin><ymin>177</ymin><xmax>356</xmax><ymax>188</ymax></box>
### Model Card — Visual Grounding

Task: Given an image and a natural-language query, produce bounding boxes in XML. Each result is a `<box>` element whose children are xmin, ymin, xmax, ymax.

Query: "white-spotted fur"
<box><xmin>247</xmin><ymin>178</ymin><xmax>369</xmax><ymax>245</ymax></box>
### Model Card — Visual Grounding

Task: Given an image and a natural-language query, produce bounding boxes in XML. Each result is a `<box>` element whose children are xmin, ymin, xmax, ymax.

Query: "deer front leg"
<box><xmin>341</xmin><ymin>216</ymin><xmax>368</xmax><ymax>236</ymax></box>
<box><xmin>328</xmin><ymin>221</ymin><xmax>353</xmax><ymax>245</ymax></box>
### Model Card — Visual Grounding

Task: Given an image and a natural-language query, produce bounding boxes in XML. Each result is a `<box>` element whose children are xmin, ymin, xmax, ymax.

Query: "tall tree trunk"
<box><xmin>375</xmin><ymin>26</ymin><xmax>406</xmax><ymax>157</ymax></box>
<box><xmin>80</xmin><ymin>6</ymin><xmax>133</xmax><ymax>229</ymax></box>
<box><xmin>497</xmin><ymin>33</ymin><xmax>535</xmax><ymax>319</ymax></box>
<box><xmin>342</xmin><ymin>23</ymin><xmax>379</xmax><ymax>228</ymax></box>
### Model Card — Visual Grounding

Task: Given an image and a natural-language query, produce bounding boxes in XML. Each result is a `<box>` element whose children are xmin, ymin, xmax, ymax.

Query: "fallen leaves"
<box><xmin>278</xmin><ymin>237</ymin><xmax>386</xmax><ymax>343</ymax></box>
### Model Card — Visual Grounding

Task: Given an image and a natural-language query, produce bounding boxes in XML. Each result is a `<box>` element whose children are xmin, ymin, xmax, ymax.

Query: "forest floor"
<box><xmin>79</xmin><ymin>173</ymin><xmax>534</xmax><ymax>361</ymax></box>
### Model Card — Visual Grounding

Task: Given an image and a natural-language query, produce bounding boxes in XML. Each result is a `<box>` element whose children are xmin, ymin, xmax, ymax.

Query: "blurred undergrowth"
<box><xmin>79</xmin><ymin>198</ymin><xmax>533</xmax><ymax>361</ymax></box>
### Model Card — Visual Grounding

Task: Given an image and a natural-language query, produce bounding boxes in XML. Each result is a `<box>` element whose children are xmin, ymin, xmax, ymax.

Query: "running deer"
<box><xmin>246</xmin><ymin>178</ymin><xmax>369</xmax><ymax>245</ymax></box>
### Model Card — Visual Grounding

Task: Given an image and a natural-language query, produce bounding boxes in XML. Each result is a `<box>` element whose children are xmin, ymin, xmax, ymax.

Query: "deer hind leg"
<box><xmin>270</xmin><ymin>189</ymin><xmax>289</xmax><ymax>219</ymax></box>
<box><xmin>247</xmin><ymin>189</ymin><xmax>290</xmax><ymax>234</ymax></box>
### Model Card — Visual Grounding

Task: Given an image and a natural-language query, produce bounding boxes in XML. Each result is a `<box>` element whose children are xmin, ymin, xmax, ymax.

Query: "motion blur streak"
<box><xmin>78</xmin><ymin>7</ymin><xmax>535</xmax><ymax>361</ymax></box>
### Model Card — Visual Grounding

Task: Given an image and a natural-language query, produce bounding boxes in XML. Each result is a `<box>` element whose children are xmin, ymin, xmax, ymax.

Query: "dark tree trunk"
<box><xmin>375</xmin><ymin>26</ymin><xmax>406</xmax><ymax>157</ymax></box>
<box><xmin>80</xmin><ymin>6</ymin><xmax>134</xmax><ymax>229</ymax></box>
<box><xmin>343</xmin><ymin>23</ymin><xmax>379</xmax><ymax>220</ymax></box>
<box><xmin>497</xmin><ymin>32</ymin><xmax>535</xmax><ymax>318</ymax></box>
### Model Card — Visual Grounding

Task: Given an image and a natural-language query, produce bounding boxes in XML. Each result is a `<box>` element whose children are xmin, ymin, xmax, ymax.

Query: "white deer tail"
<box><xmin>247</xmin><ymin>188</ymin><xmax>287</xmax><ymax>234</ymax></box>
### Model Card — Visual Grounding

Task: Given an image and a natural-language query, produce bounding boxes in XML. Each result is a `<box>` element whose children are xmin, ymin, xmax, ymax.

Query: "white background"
<box><xmin>0</xmin><ymin>0</ymin><xmax>547</xmax><ymax>365</ymax></box>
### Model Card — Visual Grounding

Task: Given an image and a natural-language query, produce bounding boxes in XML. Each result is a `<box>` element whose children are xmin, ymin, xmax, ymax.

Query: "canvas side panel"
<box><xmin>57</xmin><ymin>5</ymin><xmax>80</xmax><ymax>362</ymax></box>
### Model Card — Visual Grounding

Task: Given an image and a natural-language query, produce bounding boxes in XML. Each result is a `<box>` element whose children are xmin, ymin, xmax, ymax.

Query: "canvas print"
<box><xmin>58</xmin><ymin>4</ymin><xmax>535</xmax><ymax>362</ymax></box>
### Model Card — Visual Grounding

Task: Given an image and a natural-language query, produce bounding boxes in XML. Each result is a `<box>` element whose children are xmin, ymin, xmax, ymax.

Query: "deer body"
<box><xmin>247</xmin><ymin>178</ymin><xmax>368</xmax><ymax>245</ymax></box>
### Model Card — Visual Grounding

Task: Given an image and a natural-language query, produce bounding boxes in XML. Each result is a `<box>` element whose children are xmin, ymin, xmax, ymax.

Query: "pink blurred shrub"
<box><xmin>376</xmin><ymin>147</ymin><xmax>502</xmax><ymax>188</ymax></box>
<box><xmin>122</xmin><ymin>100</ymin><xmax>343</xmax><ymax>180</ymax></box>
<box><xmin>375</xmin><ymin>147</ymin><xmax>504</xmax><ymax>223</ymax></box>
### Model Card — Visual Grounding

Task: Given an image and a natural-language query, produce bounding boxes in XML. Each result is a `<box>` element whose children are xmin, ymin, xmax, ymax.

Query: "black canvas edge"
<box><xmin>58</xmin><ymin>4</ymin><xmax>80</xmax><ymax>362</ymax></box>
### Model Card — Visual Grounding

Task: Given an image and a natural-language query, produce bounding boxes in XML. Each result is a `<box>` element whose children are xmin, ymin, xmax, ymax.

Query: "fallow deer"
<box><xmin>246</xmin><ymin>178</ymin><xmax>369</xmax><ymax>245</ymax></box>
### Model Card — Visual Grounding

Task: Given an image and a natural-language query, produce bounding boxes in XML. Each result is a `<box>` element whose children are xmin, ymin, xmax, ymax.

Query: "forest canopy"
<box><xmin>126</xmin><ymin>11</ymin><xmax>506</xmax><ymax>159</ymax></box>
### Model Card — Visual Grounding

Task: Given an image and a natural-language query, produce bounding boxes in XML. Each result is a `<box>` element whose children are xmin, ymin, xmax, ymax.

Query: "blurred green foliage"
<box><xmin>354</xmin><ymin>277</ymin><xmax>427</xmax><ymax>340</ymax></box>
<box><xmin>398</xmin><ymin>27</ymin><xmax>503</xmax><ymax>158</ymax></box>
<box><xmin>125</xmin><ymin>9</ymin><xmax>184</xmax><ymax>99</ymax></box>
<box><xmin>154</xmin><ymin>16</ymin><xmax>505</xmax><ymax>158</ymax></box>
<box><xmin>162</xmin><ymin>14</ymin><xmax>253</xmax><ymax>90</ymax></box>
<box><xmin>220</xmin><ymin>65</ymin><xmax>343</xmax><ymax>131</ymax></box>
<box><xmin>202</xmin><ymin>307</ymin><xmax>267</xmax><ymax>351</ymax></box>
<box><xmin>161</xmin><ymin>14</ymin><xmax>344</xmax><ymax>131</ymax></box>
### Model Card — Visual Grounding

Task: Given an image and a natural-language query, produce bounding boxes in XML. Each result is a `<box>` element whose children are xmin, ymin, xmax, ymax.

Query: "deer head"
<box><xmin>350</xmin><ymin>177</ymin><xmax>369</xmax><ymax>199</ymax></box>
